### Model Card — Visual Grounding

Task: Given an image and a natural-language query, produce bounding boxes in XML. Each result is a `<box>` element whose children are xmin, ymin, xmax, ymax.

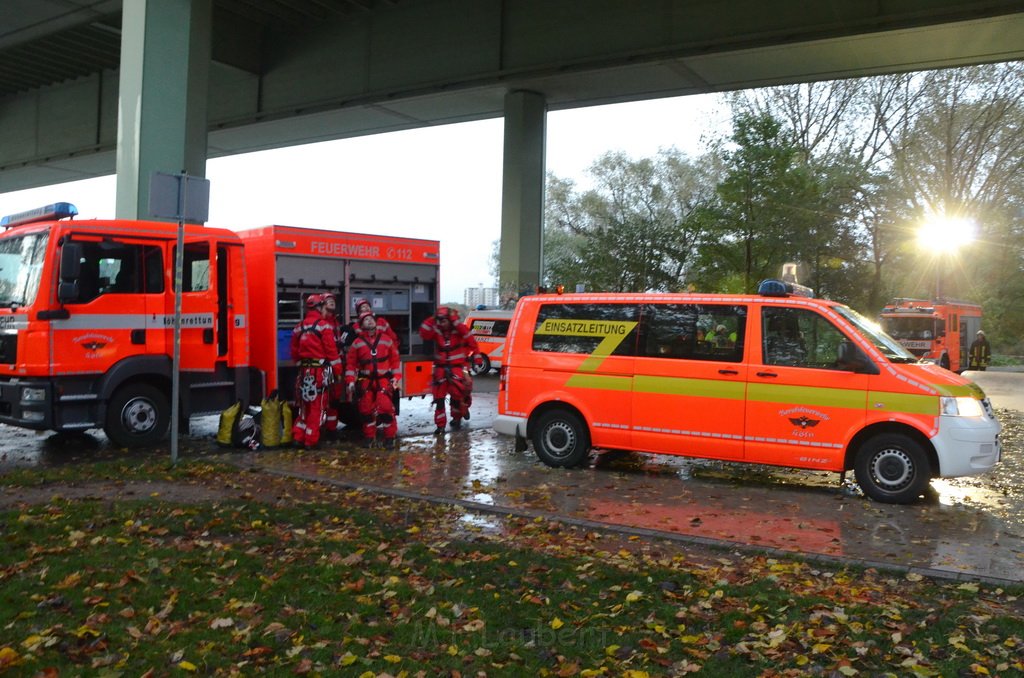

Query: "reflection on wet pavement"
<box><xmin>231</xmin><ymin>391</ymin><xmax>1024</xmax><ymax>585</ymax></box>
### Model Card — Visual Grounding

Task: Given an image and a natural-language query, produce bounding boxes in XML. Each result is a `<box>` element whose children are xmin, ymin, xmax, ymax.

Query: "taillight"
<box><xmin>499</xmin><ymin>365</ymin><xmax>507</xmax><ymax>391</ymax></box>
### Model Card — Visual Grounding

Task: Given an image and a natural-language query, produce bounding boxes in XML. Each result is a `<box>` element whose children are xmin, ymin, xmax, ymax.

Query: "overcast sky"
<box><xmin>0</xmin><ymin>93</ymin><xmax>728</xmax><ymax>303</ymax></box>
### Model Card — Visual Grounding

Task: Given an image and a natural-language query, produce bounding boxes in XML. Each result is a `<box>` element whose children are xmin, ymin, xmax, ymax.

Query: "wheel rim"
<box><xmin>120</xmin><ymin>397</ymin><xmax>158</xmax><ymax>435</ymax></box>
<box><xmin>869</xmin><ymin>447</ymin><xmax>914</xmax><ymax>491</ymax></box>
<box><xmin>542</xmin><ymin>421</ymin><xmax>576</xmax><ymax>459</ymax></box>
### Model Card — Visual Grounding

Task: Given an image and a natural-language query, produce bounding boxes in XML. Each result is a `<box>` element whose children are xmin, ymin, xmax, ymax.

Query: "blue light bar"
<box><xmin>1</xmin><ymin>202</ymin><xmax>79</xmax><ymax>228</ymax></box>
<box><xmin>757</xmin><ymin>278</ymin><xmax>814</xmax><ymax>298</ymax></box>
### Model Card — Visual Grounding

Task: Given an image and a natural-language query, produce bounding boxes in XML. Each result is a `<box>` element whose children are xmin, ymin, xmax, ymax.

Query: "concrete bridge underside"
<box><xmin>2</xmin><ymin>0</ymin><xmax>1023</xmax><ymax>297</ymax></box>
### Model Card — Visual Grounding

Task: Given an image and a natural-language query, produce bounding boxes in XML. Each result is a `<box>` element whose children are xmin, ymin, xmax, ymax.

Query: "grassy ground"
<box><xmin>1</xmin><ymin>459</ymin><xmax>1022</xmax><ymax>677</ymax></box>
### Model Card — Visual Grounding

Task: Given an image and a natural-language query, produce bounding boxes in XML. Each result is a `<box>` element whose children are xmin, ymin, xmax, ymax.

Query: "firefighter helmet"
<box><xmin>436</xmin><ymin>306</ymin><xmax>459</xmax><ymax>322</ymax></box>
<box><xmin>305</xmin><ymin>293</ymin><xmax>323</xmax><ymax>308</ymax></box>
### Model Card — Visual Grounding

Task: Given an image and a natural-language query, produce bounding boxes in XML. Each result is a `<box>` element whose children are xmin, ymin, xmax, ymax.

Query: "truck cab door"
<box><xmin>170</xmin><ymin>242</ymin><xmax>217</xmax><ymax>371</ymax></box>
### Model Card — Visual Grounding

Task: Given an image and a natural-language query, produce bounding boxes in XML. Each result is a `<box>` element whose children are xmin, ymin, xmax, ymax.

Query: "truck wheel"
<box><xmin>854</xmin><ymin>433</ymin><xmax>930</xmax><ymax>504</ymax></box>
<box><xmin>532</xmin><ymin>409</ymin><xmax>590</xmax><ymax>468</ymax></box>
<box><xmin>470</xmin><ymin>354</ymin><xmax>491</xmax><ymax>377</ymax></box>
<box><xmin>104</xmin><ymin>383</ymin><xmax>170</xmax><ymax>448</ymax></box>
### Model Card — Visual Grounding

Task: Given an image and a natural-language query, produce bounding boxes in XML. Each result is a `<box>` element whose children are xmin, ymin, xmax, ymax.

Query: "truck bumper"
<box><xmin>0</xmin><ymin>378</ymin><xmax>53</xmax><ymax>430</ymax></box>
<box><xmin>494</xmin><ymin>414</ymin><xmax>527</xmax><ymax>438</ymax></box>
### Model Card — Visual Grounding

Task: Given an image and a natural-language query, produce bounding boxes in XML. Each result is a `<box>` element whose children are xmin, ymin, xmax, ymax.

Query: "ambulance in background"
<box><xmin>494</xmin><ymin>280</ymin><xmax>1001</xmax><ymax>504</ymax></box>
<box><xmin>879</xmin><ymin>298</ymin><xmax>982</xmax><ymax>373</ymax></box>
<box><xmin>464</xmin><ymin>308</ymin><xmax>514</xmax><ymax>375</ymax></box>
<box><xmin>0</xmin><ymin>202</ymin><xmax>439</xmax><ymax>447</ymax></box>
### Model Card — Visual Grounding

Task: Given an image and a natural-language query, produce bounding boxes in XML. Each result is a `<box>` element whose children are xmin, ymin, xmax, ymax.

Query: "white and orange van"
<box><xmin>494</xmin><ymin>280</ymin><xmax>1002</xmax><ymax>504</ymax></box>
<box><xmin>465</xmin><ymin>308</ymin><xmax>514</xmax><ymax>375</ymax></box>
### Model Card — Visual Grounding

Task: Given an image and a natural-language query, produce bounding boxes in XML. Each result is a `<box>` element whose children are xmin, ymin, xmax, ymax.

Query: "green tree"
<box><xmin>543</xmin><ymin>149</ymin><xmax>717</xmax><ymax>292</ymax></box>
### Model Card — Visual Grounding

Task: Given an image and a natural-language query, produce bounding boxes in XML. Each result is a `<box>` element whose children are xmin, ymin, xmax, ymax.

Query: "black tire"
<box><xmin>532</xmin><ymin>409</ymin><xmax>590</xmax><ymax>468</ymax></box>
<box><xmin>470</xmin><ymin>353</ymin><xmax>491</xmax><ymax>377</ymax></box>
<box><xmin>104</xmin><ymin>383</ymin><xmax>171</xmax><ymax>448</ymax></box>
<box><xmin>854</xmin><ymin>433</ymin><xmax>931</xmax><ymax>504</ymax></box>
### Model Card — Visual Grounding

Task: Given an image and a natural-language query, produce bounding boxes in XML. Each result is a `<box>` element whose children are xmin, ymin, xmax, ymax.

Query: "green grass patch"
<box><xmin>1</xmin><ymin>475</ymin><xmax>1022</xmax><ymax>675</ymax></box>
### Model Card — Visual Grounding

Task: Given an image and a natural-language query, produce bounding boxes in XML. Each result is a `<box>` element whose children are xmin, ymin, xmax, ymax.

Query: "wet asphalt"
<box><xmin>1</xmin><ymin>370</ymin><xmax>1021</xmax><ymax>585</ymax></box>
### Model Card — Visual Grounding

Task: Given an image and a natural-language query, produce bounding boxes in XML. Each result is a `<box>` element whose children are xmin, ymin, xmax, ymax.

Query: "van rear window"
<box><xmin>533</xmin><ymin>303</ymin><xmax>639</xmax><ymax>355</ymax></box>
<box><xmin>471</xmin><ymin>319</ymin><xmax>510</xmax><ymax>337</ymax></box>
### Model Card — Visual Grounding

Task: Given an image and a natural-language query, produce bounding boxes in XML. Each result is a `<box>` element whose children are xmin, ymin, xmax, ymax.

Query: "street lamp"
<box><xmin>916</xmin><ymin>213</ymin><xmax>975</xmax><ymax>299</ymax></box>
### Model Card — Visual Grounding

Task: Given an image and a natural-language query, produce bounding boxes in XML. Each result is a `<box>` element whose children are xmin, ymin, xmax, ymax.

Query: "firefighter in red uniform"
<box><xmin>345</xmin><ymin>310</ymin><xmax>401</xmax><ymax>448</ymax></box>
<box><xmin>419</xmin><ymin>306</ymin><xmax>481</xmax><ymax>433</ymax></box>
<box><xmin>319</xmin><ymin>292</ymin><xmax>342</xmax><ymax>436</ymax></box>
<box><xmin>353</xmin><ymin>297</ymin><xmax>399</xmax><ymax>346</ymax></box>
<box><xmin>290</xmin><ymin>293</ymin><xmax>343</xmax><ymax>449</ymax></box>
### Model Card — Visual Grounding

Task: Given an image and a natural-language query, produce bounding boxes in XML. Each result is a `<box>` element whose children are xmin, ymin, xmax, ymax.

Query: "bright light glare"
<box><xmin>917</xmin><ymin>214</ymin><xmax>976</xmax><ymax>253</ymax></box>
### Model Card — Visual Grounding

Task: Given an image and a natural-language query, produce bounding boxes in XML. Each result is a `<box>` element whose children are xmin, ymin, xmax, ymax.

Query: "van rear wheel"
<box><xmin>532</xmin><ymin>409</ymin><xmax>590</xmax><ymax>468</ymax></box>
<box><xmin>854</xmin><ymin>433</ymin><xmax>930</xmax><ymax>504</ymax></box>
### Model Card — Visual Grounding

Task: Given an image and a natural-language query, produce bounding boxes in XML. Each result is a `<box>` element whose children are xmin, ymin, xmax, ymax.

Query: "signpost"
<box><xmin>149</xmin><ymin>172</ymin><xmax>210</xmax><ymax>464</ymax></box>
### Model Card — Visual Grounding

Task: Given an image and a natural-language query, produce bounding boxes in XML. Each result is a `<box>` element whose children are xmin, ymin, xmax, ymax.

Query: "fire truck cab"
<box><xmin>879</xmin><ymin>298</ymin><xmax>982</xmax><ymax>373</ymax></box>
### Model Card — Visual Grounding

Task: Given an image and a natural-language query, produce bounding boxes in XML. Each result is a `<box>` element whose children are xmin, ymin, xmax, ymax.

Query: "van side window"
<box><xmin>642</xmin><ymin>304</ymin><xmax>746</xmax><ymax>362</ymax></box>
<box><xmin>533</xmin><ymin>303</ymin><xmax>639</xmax><ymax>356</ymax></box>
<box><xmin>762</xmin><ymin>307</ymin><xmax>849</xmax><ymax>370</ymax></box>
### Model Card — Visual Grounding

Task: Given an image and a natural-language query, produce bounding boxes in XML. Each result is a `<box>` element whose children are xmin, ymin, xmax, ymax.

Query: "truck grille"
<box><xmin>0</xmin><ymin>334</ymin><xmax>16</xmax><ymax>365</ymax></box>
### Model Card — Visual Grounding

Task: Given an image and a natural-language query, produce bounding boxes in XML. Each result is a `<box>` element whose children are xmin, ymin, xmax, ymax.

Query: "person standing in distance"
<box><xmin>290</xmin><ymin>293</ymin><xmax>343</xmax><ymax>449</ymax></box>
<box><xmin>969</xmin><ymin>329</ymin><xmax>992</xmax><ymax>371</ymax></box>
<box><xmin>345</xmin><ymin>310</ymin><xmax>401</xmax><ymax>448</ymax></box>
<box><xmin>419</xmin><ymin>306</ymin><xmax>481</xmax><ymax>433</ymax></box>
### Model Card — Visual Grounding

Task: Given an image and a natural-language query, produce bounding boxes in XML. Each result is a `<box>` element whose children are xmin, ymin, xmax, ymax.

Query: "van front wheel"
<box><xmin>532</xmin><ymin>410</ymin><xmax>590</xmax><ymax>468</ymax></box>
<box><xmin>854</xmin><ymin>433</ymin><xmax>930</xmax><ymax>504</ymax></box>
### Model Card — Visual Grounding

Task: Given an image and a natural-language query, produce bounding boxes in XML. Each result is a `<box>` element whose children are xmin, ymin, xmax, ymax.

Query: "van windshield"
<box><xmin>833</xmin><ymin>305</ymin><xmax>919</xmax><ymax>363</ymax></box>
<box><xmin>0</xmin><ymin>232</ymin><xmax>48</xmax><ymax>309</ymax></box>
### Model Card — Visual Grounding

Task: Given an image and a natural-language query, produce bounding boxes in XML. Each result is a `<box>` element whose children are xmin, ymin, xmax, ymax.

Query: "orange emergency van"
<box><xmin>494</xmin><ymin>280</ymin><xmax>1002</xmax><ymax>504</ymax></box>
<box><xmin>465</xmin><ymin>308</ymin><xmax>513</xmax><ymax>375</ymax></box>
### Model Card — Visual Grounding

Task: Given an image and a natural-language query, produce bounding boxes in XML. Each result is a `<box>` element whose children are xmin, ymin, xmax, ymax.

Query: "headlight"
<box><xmin>940</xmin><ymin>396</ymin><xmax>984</xmax><ymax>417</ymax></box>
<box><xmin>22</xmin><ymin>387</ymin><xmax>46</xmax><ymax>402</ymax></box>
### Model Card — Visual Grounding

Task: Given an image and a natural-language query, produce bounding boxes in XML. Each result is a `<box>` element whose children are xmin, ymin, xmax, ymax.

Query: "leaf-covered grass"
<box><xmin>1</xmin><ymin>464</ymin><xmax>1022</xmax><ymax>676</ymax></box>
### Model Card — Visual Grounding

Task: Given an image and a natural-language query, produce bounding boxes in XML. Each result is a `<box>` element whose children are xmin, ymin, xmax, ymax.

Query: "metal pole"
<box><xmin>170</xmin><ymin>172</ymin><xmax>186</xmax><ymax>465</ymax></box>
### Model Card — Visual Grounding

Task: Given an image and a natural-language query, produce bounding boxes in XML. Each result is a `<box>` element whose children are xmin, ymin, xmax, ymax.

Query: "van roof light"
<box><xmin>758</xmin><ymin>278</ymin><xmax>814</xmax><ymax>298</ymax></box>
<box><xmin>1</xmin><ymin>202</ymin><xmax>78</xmax><ymax>229</ymax></box>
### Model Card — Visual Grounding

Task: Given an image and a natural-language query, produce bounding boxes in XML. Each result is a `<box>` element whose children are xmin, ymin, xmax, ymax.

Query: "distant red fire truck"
<box><xmin>879</xmin><ymin>298</ymin><xmax>982</xmax><ymax>372</ymax></box>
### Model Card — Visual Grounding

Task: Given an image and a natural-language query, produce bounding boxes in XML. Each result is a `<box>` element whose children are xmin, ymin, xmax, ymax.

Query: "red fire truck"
<box><xmin>0</xmin><ymin>202</ymin><xmax>440</xmax><ymax>447</ymax></box>
<box><xmin>879</xmin><ymin>298</ymin><xmax>982</xmax><ymax>372</ymax></box>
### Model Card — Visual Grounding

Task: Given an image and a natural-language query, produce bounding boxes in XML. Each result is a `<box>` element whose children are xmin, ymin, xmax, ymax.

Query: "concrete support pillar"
<box><xmin>498</xmin><ymin>90</ymin><xmax>547</xmax><ymax>307</ymax></box>
<box><xmin>116</xmin><ymin>0</ymin><xmax>211</xmax><ymax>220</ymax></box>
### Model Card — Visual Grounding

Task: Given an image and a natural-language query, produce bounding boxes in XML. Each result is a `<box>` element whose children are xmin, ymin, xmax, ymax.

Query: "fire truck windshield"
<box><xmin>0</xmin><ymin>232</ymin><xmax>49</xmax><ymax>309</ymax></box>
<box><xmin>834</xmin><ymin>305</ymin><xmax>919</xmax><ymax>363</ymax></box>
<box><xmin>881</xmin><ymin>316</ymin><xmax>935</xmax><ymax>340</ymax></box>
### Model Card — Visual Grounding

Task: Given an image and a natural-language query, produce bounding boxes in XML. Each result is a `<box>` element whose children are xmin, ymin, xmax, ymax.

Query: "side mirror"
<box><xmin>837</xmin><ymin>340</ymin><xmax>874</xmax><ymax>373</ymax></box>
<box><xmin>57</xmin><ymin>281</ymin><xmax>80</xmax><ymax>305</ymax></box>
<box><xmin>59</xmin><ymin>242</ymin><xmax>82</xmax><ymax>282</ymax></box>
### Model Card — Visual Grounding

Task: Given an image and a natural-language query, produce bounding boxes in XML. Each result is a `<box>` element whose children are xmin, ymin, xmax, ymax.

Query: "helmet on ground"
<box><xmin>306</xmin><ymin>293</ymin><xmax>323</xmax><ymax>308</ymax></box>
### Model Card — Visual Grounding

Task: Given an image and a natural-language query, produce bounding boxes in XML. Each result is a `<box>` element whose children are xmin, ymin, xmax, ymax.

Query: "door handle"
<box><xmin>755</xmin><ymin>371</ymin><xmax>778</xmax><ymax>378</ymax></box>
<box><xmin>718</xmin><ymin>369</ymin><xmax>739</xmax><ymax>375</ymax></box>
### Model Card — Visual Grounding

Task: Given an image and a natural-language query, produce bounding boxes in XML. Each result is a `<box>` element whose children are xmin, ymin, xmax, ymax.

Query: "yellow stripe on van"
<box><xmin>747</xmin><ymin>383</ymin><xmax>866</xmax><ymax>409</ymax></box>
<box><xmin>566</xmin><ymin>374</ymin><xmax>633</xmax><ymax>391</ymax></box>
<box><xmin>633</xmin><ymin>375</ymin><xmax>746</xmax><ymax>400</ymax></box>
<box><xmin>868</xmin><ymin>391</ymin><xmax>938</xmax><ymax>415</ymax></box>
